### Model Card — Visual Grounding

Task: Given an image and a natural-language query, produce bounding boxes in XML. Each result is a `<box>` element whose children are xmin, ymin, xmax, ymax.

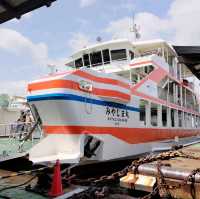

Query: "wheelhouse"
<box><xmin>66</xmin><ymin>39</ymin><xmax>135</xmax><ymax>69</ymax></box>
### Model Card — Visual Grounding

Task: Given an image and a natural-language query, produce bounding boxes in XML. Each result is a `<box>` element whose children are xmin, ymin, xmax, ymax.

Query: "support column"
<box><xmin>145</xmin><ymin>102</ymin><xmax>151</xmax><ymax>127</ymax></box>
<box><xmin>174</xmin><ymin>110</ymin><xmax>178</xmax><ymax>127</ymax></box>
<box><xmin>158</xmin><ymin>104</ymin><xmax>162</xmax><ymax>127</ymax></box>
<box><xmin>167</xmin><ymin>107</ymin><xmax>171</xmax><ymax>127</ymax></box>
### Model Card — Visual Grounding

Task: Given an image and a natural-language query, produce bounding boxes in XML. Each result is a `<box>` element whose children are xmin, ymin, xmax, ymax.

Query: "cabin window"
<box><xmin>178</xmin><ymin>110</ymin><xmax>182</xmax><ymax>127</ymax></box>
<box><xmin>162</xmin><ymin>106</ymin><xmax>167</xmax><ymax>127</ymax></box>
<box><xmin>90</xmin><ymin>51</ymin><xmax>102</xmax><ymax>66</ymax></box>
<box><xmin>83</xmin><ymin>54</ymin><xmax>90</xmax><ymax>67</ymax></box>
<box><xmin>171</xmin><ymin>109</ymin><xmax>175</xmax><ymax>127</ymax></box>
<box><xmin>195</xmin><ymin>115</ymin><xmax>198</xmax><ymax>128</ymax></box>
<box><xmin>111</xmin><ymin>49</ymin><xmax>127</xmax><ymax>61</ymax></box>
<box><xmin>140</xmin><ymin>100</ymin><xmax>146</xmax><ymax>125</ymax></box>
<box><xmin>129</xmin><ymin>51</ymin><xmax>134</xmax><ymax>60</ymax></box>
<box><xmin>151</xmin><ymin>103</ymin><xmax>158</xmax><ymax>126</ymax></box>
<box><xmin>144</xmin><ymin>65</ymin><xmax>154</xmax><ymax>74</ymax></box>
<box><xmin>131</xmin><ymin>73</ymin><xmax>138</xmax><ymax>84</ymax></box>
<box><xmin>102</xmin><ymin>49</ymin><xmax>110</xmax><ymax>64</ymax></box>
<box><xmin>131</xmin><ymin>65</ymin><xmax>154</xmax><ymax>85</ymax></box>
<box><xmin>194</xmin><ymin>115</ymin><xmax>197</xmax><ymax>128</ymax></box>
<box><xmin>75</xmin><ymin>58</ymin><xmax>83</xmax><ymax>68</ymax></box>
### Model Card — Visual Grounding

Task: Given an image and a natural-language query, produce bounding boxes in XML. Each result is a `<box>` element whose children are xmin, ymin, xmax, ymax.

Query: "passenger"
<box><xmin>16</xmin><ymin>110</ymin><xmax>26</xmax><ymax>139</ymax></box>
<box><xmin>25</xmin><ymin>110</ymin><xmax>34</xmax><ymax>133</ymax></box>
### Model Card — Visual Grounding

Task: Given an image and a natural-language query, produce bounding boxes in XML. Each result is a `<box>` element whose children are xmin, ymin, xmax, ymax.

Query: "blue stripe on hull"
<box><xmin>27</xmin><ymin>93</ymin><xmax>139</xmax><ymax>112</ymax></box>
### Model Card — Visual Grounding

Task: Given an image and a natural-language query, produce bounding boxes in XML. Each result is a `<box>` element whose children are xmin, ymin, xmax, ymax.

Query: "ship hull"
<box><xmin>27</xmin><ymin>68</ymin><xmax>200</xmax><ymax>163</ymax></box>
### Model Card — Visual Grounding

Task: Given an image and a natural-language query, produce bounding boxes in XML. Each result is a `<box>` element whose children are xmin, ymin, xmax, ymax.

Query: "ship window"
<box><xmin>171</xmin><ymin>109</ymin><xmax>175</xmax><ymax>127</ymax></box>
<box><xmin>151</xmin><ymin>103</ymin><xmax>158</xmax><ymax>126</ymax></box>
<box><xmin>129</xmin><ymin>51</ymin><xmax>134</xmax><ymax>60</ymax></box>
<box><xmin>111</xmin><ymin>49</ymin><xmax>127</xmax><ymax>61</ymax></box>
<box><xmin>75</xmin><ymin>58</ymin><xmax>83</xmax><ymax>68</ymax></box>
<box><xmin>162</xmin><ymin>106</ymin><xmax>167</xmax><ymax>127</ymax></box>
<box><xmin>140</xmin><ymin>100</ymin><xmax>146</xmax><ymax>126</ymax></box>
<box><xmin>178</xmin><ymin>110</ymin><xmax>182</xmax><ymax>127</ymax></box>
<box><xmin>90</xmin><ymin>51</ymin><xmax>102</xmax><ymax>66</ymax></box>
<box><xmin>102</xmin><ymin>49</ymin><xmax>110</xmax><ymax>64</ymax></box>
<box><xmin>195</xmin><ymin>115</ymin><xmax>198</xmax><ymax>128</ymax></box>
<box><xmin>131</xmin><ymin>73</ymin><xmax>138</xmax><ymax>84</ymax></box>
<box><xmin>83</xmin><ymin>54</ymin><xmax>90</xmax><ymax>67</ymax></box>
<box><xmin>144</xmin><ymin>65</ymin><xmax>154</xmax><ymax>74</ymax></box>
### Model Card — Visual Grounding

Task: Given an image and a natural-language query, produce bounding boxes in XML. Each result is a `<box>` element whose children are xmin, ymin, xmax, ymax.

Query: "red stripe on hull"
<box><xmin>28</xmin><ymin>79</ymin><xmax>130</xmax><ymax>101</ymax></box>
<box><xmin>43</xmin><ymin>125</ymin><xmax>200</xmax><ymax>144</ymax></box>
<box><xmin>74</xmin><ymin>70</ymin><xmax>130</xmax><ymax>90</ymax></box>
<box><xmin>28</xmin><ymin>70</ymin><xmax>130</xmax><ymax>91</ymax></box>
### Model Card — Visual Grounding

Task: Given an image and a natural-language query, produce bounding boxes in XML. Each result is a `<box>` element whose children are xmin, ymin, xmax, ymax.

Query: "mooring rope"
<box><xmin>0</xmin><ymin>166</ymin><xmax>49</xmax><ymax>180</ymax></box>
<box><xmin>0</xmin><ymin>175</ymin><xmax>37</xmax><ymax>193</ymax></box>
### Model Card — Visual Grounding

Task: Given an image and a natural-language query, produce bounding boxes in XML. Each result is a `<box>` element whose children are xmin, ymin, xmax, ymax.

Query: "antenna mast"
<box><xmin>130</xmin><ymin>13</ymin><xmax>141</xmax><ymax>41</ymax></box>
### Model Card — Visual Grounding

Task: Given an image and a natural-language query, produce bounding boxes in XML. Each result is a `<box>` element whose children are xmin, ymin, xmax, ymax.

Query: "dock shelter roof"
<box><xmin>173</xmin><ymin>46</ymin><xmax>200</xmax><ymax>79</ymax></box>
<box><xmin>0</xmin><ymin>0</ymin><xmax>56</xmax><ymax>24</ymax></box>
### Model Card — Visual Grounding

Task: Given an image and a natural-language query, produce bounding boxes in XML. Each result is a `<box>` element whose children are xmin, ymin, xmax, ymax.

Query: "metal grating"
<box><xmin>0</xmin><ymin>0</ymin><xmax>56</xmax><ymax>24</ymax></box>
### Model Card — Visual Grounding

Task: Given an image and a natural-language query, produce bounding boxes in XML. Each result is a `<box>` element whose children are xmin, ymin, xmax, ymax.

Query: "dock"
<box><xmin>0</xmin><ymin>142</ymin><xmax>199</xmax><ymax>198</ymax></box>
<box><xmin>120</xmin><ymin>143</ymin><xmax>200</xmax><ymax>199</ymax></box>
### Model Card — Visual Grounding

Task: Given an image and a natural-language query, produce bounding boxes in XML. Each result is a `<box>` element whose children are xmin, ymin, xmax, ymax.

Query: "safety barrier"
<box><xmin>0</xmin><ymin>122</ymin><xmax>42</xmax><ymax>138</ymax></box>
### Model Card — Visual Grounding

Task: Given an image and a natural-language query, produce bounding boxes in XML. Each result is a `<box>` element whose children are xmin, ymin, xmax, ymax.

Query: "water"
<box><xmin>0</xmin><ymin>138</ymin><xmax>45</xmax><ymax>198</ymax></box>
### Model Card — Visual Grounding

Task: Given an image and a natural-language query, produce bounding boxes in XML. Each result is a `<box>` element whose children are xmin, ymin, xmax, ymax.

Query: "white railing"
<box><xmin>0</xmin><ymin>122</ymin><xmax>42</xmax><ymax>139</ymax></box>
<box><xmin>0</xmin><ymin>122</ymin><xmax>43</xmax><ymax>154</ymax></box>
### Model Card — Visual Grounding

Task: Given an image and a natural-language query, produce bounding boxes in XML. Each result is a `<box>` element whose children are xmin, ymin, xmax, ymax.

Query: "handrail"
<box><xmin>0</xmin><ymin>122</ymin><xmax>32</xmax><ymax>126</ymax></box>
<box><xmin>0</xmin><ymin>122</ymin><xmax>40</xmax><ymax>138</ymax></box>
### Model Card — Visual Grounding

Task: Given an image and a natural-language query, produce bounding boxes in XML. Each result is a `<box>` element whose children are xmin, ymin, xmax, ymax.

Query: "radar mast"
<box><xmin>130</xmin><ymin>13</ymin><xmax>141</xmax><ymax>41</ymax></box>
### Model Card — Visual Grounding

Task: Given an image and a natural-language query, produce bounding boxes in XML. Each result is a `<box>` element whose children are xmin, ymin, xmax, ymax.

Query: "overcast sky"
<box><xmin>0</xmin><ymin>0</ymin><xmax>199</xmax><ymax>96</ymax></box>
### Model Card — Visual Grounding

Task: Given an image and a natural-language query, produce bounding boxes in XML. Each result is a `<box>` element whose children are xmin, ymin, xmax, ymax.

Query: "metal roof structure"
<box><xmin>0</xmin><ymin>0</ymin><xmax>56</xmax><ymax>24</ymax></box>
<box><xmin>173</xmin><ymin>46</ymin><xmax>200</xmax><ymax>79</ymax></box>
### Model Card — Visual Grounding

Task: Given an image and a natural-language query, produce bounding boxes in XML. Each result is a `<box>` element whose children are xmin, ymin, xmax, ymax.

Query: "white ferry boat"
<box><xmin>27</xmin><ymin>39</ymin><xmax>200</xmax><ymax>163</ymax></box>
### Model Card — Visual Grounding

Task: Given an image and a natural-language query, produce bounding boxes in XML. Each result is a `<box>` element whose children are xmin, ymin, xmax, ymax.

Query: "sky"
<box><xmin>0</xmin><ymin>0</ymin><xmax>199</xmax><ymax>96</ymax></box>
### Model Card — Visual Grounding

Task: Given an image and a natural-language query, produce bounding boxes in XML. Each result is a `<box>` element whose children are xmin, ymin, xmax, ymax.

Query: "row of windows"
<box><xmin>140</xmin><ymin>100</ymin><xmax>200</xmax><ymax>128</ymax></box>
<box><xmin>158</xmin><ymin>78</ymin><xmax>199</xmax><ymax>113</ymax></box>
<box><xmin>74</xmin><ymin>49</ymin><xmax>134</xmax><ymax>68</ymax></box>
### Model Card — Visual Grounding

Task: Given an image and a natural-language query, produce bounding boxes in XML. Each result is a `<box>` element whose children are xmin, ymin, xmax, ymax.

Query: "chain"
<box><xmin>91</xmin><ymin>150</ymin><xmax>184</xmax><ymax>187</ymax></box>
<box><xmin>69</xmin><ymin>149</ymin><xmax>200</xmax><ymax>199</ymax></box>
<box><xmin>182</xmin><ymin>168</ymin><xmax>200</xmax><ymax>199</ymax></box>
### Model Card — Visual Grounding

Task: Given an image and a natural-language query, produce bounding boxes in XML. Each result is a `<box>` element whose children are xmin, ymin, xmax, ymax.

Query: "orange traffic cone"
<box><xmin>49</xmin><ymin>159</ymin><xmax>63</xmax><ymax>197</ymax></box>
